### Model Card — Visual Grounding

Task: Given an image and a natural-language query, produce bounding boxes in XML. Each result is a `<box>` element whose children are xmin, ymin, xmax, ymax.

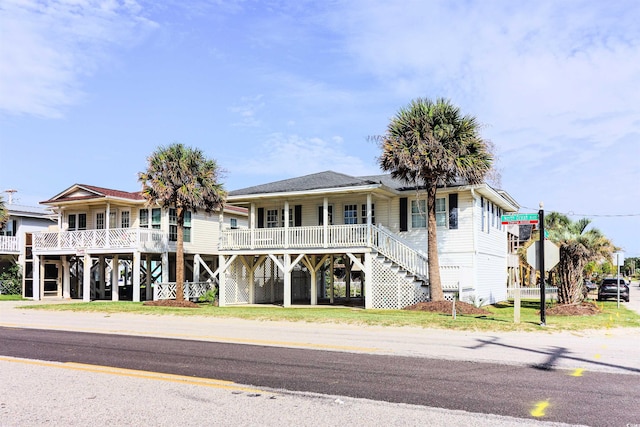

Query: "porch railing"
<box><xmin>0</xmin><ymin>236</ymin><xmax>19</xmax><ymax>253</ymax></box>
<box><xmin>154</xmin><ymin>281</ymin><xmax>214</xmax><ymax>300</ymax></box>
<box><xmin>33</xmin><ymin>228</ymin><xmax>166</xmax><ymax>252</ymax></box>
<box><xmin>220</xmin><ymin>224</ymin><xmax>369</xmax><ymax>250</ymax></box>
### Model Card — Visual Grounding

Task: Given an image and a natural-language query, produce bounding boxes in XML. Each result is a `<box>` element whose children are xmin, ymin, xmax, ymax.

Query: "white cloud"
<box><xmin>229</xmin><ymin>95</ymin><xmax>265</xmax><ymax>127</ymax></box>
<box><xmin>0</xmin><ymin>0</ymin><xmax>157</xmax><ymax>118</ymax></box>
<box><xmin>232</xmin><ymin>133</ymin><xmax>377</xmax><ymax>181</ymax></box>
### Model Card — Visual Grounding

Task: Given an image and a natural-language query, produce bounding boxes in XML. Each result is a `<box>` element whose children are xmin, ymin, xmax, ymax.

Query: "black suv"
<box><xmin>597</xmin><ymin>278</ymin><xmax>630</xmax><ymax>302</ymax></box>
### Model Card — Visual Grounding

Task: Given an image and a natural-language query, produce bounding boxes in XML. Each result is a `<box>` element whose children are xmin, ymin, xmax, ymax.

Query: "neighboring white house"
<box><xmin>0</xmin><ymin>203</ymin><xmax>56</xmax><ymax>295</ymax></box>
<box><xmin>31</xmin><ymin>184</ymin><xmax>247</xmax><ymax>302</ymax></box>
<box><xmin>218</xmin><ymin>171</ymin><xmax>520</xmax><ymax>309</ymax></box>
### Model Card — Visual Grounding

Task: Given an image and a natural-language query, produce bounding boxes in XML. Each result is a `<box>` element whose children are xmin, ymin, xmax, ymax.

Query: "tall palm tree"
<box><xmin>139</xmin><ymin>143</ymin><xmax>226</xmax><ymax>301</ymax></box>
<box><xmin>379</xmin><ymin>98</ymin><xmax>493</xmax><ymax>301</ymax></box>
<box><xmin>0</xmin><ymin>195</ymin><xmax>8</xmax><ymax>230</ymax></box>
<box><xmin>546</xmin><ymin>213</ymin><xmax>614</xmax><ymax>304</ymax></box>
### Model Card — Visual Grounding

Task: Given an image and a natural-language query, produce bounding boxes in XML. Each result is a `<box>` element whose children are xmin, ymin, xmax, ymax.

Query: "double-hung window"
<box><xmin>121</xmin><ymin>211</ymin><xmax>130</xmax><ymax>228</ymax></box>
<box><xmin>435</xmin><ymin>198</ymin><xmax>447</xmax><ymax>227</ymax></box>
<box><xmin>344</xmin><ymin>204</ymin><xmax>358</xmax><ymax>224</ymax></box>
<box><xmin>266</xmin><ymin>209</ymin><xmax>279</xmax><ymax>228</ymax></box>
<box><xmin>183</xmin><ymin>211</ymin><xmax>191</xmax><ymax>243</ymax></box>
<box><xmin>151</xmin><ymin>208</ymin><xmax>161</xmax><ymax>229</ymax></box>
<box><xmin>169</xmin><ymin>209</ymin><xmax>177</xmax><ymax>241</ymax></box>
<box><xmin>169</xmin><ymin>209</ymin><xmax>191</xmax><ymax>242</ymax></box>
<box><xmin>139</xmin><ymin>209</ymin><xmax>149</xmax><ymax>228</ymax></box>
<box><xmin>411</xmin><ymin>200</ymin><xmax>426</xmax><ymax>228</ymax></box>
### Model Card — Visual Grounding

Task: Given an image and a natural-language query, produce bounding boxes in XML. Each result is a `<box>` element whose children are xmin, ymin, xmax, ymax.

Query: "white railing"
<box><xmin>220</xmin><ymin>224</ymin><xmax>369</xmax><ymax>250</ymax></box>
<box><xmin>33</xmin><ymin>228</ymin><xmax>166</xmax><ymax>252</ymax></box>
<box><xmin>0</xmin><ymin>236</ymin><xmax>19</xmax><ymax>252</ymax></box>
<box><xmin>154</xmin><ymin>281</ymin><xmax>214</xmax><ymax>300</ymax></box>
<box><xmin>371</xmin><ymin>225</ymin><xmax>428</xmax><ymax>280</ymax></box>
<box><xmin>507</xmin><ymin>287</ymin><xmax>558</xmax><ymax>300</ymax></box>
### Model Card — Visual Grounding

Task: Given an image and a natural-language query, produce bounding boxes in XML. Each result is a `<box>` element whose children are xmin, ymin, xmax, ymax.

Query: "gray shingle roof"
<box><xmin>229</xmin><ymin>171</ymin><xmax>380</xmax><ymax>196</ymax></box>
<box><xmin>229</xmin><ymin>171</ymin><xmax>472</xmax><ymax>197</ymax></box>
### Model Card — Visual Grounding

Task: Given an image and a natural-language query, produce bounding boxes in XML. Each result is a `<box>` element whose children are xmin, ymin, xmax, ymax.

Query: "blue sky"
<box><xmin>1</xmin><ymin>0</ymin><xmax>639</xmax><ymax>257</ymax></box>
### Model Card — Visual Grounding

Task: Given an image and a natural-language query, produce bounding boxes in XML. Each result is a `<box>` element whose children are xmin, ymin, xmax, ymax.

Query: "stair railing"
<box><xmin>370</xmin><ymin>225</ymin><xmax>428</xmax><ymax>281</ymax></box>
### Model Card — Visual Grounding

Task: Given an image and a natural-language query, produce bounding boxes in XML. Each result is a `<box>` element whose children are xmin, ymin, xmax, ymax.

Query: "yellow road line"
<box><xmin>570</xmin><ymin>368</ymin><xmax>584</xmax><ymax>377</ymax></box>
<box><xmin>530</xmin><ymin>400</ymin><xmax>549</xmax><ymax>417</ymax></box>
<box><xmin>0</xmin><ymin>356</ymin><xmax>268</xmax><ymax>394</ymax></box>
<box><xmin>0</xmin><ymin>322</ymin><xmax>380</xmax><ymax>353</ymax></box>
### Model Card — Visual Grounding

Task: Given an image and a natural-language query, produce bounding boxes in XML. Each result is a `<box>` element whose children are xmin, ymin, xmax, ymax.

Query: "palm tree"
<box><xmin>0</xmin><ymin>195</ymin><xmax>7</xmax><ymax>230</ymax></box>
<box><xmin>546</xmin><ymin>212</ymin><xmax>614</xmax><ymax>304</ymax></box>
<box><xmin>139</xmin><ymin>143</ymin><xmax>226</xmax><ymax>301</ymax></box>
<box><xmin>378</xmin><ymin>98</ymin><xmax>493</xmax><ymax>301</ymax></box>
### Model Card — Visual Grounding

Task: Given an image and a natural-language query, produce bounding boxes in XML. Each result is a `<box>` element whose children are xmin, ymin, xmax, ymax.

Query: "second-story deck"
<box><xmin>33</xmin><ymin>228</ymin><xmax>167</xmax><ymax>254</ymax></box>
<box><xmin>220</xmin><ymin>224</ymin><xmax>429</xmax><ymax>281</ymax></box>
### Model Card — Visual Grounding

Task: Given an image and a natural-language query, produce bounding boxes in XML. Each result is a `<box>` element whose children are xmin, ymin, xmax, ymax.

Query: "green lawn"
<box><xmin>0</xmin><ymin>294</ymin><xmax>26</xmax><ymax>301</ymax></box>
<box><xmin>15</xmin><ymin>299</ymin><xmax>640</xmax><ymax>332</ymax></box>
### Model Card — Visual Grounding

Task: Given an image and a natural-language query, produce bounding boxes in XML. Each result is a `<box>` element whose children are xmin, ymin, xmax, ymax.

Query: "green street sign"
<box><xmin>501</xmin><ymin>213</ymin><xmax>539</xmax><ymax>225</ymax></box>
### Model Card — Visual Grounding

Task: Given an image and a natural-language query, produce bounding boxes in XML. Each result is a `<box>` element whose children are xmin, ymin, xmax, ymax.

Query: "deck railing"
<box><xmin>33</xmin><ymin>228</ymin><xmax>166</xmax><ymax>252</ymax></box>
<box><xmin>220</xmin><ymin>224</ymin><xmax>370</xmax><ymax>250</ymax></box>
<box><xmin>0</xmin><ymin>236</ymin><xmax>19</xmax><ymax>253</ymax></box>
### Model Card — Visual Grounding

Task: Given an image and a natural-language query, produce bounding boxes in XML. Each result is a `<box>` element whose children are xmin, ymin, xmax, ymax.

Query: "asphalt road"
<box><xmin>1</xmin><ymin>326</ymin><xmax>639</xmax><ymax>426</ymax></box>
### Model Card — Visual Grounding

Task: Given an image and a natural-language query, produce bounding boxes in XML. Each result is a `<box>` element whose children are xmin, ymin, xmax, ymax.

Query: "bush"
<box><xmin>198</xmin><ymin>287</ymin><xmax>218</xmax><ymax>305</ymax></box>
<box><xmin>0</xmin><ymin>264</ymin><xmax>22</xmax><ymax>295</ymax></box>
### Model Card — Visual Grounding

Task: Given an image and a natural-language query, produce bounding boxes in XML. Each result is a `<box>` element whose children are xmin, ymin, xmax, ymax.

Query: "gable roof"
<box><xmin>41</xmin><ymin>184</ymin><xmax>144</xmax><ymax>205</ymax></box>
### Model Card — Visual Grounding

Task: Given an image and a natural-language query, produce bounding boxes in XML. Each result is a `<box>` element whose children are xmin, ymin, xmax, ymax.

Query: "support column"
<box><xmin>329</xmin><ymin>255</ymin><xmax>334</xmax><ymax>304</ymax></box>
<box><xmin>364</xmin><ymin>253</ymin><xmax>373</xmax><ymax>309</ymax></box>
<box><xmin>283</xmin><ymin>254</ymin><xmax>291</xmax><ymax>307</ymax></box>
<box><xmin>83</xmin><ymin>254</ymin><xmax>91</xmax><ymax>302</ymax></box>
<box><xmin>98</xmin><ymin>256</ymin><xmax>105</xmax><ymax>299</ymax></box>
<box><xmin>145</xmin><ymin>254</ymin><xmax>152</xmax><ymax>301</ymax></box>
<box><xmin>161</xmin><ymin>252</ymin><xmax>169</xmax><ymax>283</ymax></box>
<box><xmin>132</xmin><ymin>251</ymin><xmax>141</xmax><ymax>302</ymax></box>
<box><xmin>310</xmin><ymin>260</ymin><xmax>318</xmax><ymax>306</ymax></box>
<box><xmin>32</xmin><ymin>255</ymin><xmax>41</xmax><ymax>301</ymax></box>
<box><xmin>218</xmin><ymin>254</ymin><xmax>226</xmax><ymax>307</ymax></box>
<box><xmin>111</xmin><ymin>255</ymin><xmax>119</xmax><ymax>301</ymax></box>
<box><xmin>62</xmin><ymin>257</ymin><xmax>70</xmax><ymax>299</ymax></box>
<box><xmin>345</xmin><ymin>257</ymin><xmax>351</xmax><ymax>300</ymax></box>
<box><xmin>193</xmin><ymin>255</ymin><xmax>200</xmax><ymax>283</ymax></box>
<box><xmin>323</xmin><ymin>197</ymin><xmax>329</xmax><ymax>248</ymax></box>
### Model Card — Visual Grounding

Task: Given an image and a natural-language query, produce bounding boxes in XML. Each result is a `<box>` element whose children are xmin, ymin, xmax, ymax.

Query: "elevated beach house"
<box><xmin>0</xmin><ymin>202</ymin><xmax>55</xmax><ymax>295</ymax></box>
<box><xmin>218</xmin><ymin>171</ymin><xmax>520</xmax><ymax>309</ymax></box>
<box><xmin>31</xmin><ymin>184</ymin><xmax>246</xmax><ymax>301</ymax></box>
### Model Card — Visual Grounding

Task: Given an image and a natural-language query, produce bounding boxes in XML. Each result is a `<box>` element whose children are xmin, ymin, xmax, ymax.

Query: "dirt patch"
<box><xmin>545</xmin><ymin>302</ymin><xmax>602</xmax><ymax>316</ymax></box>
<box><xmin>404</xmin><ymin>300</ymin><xmax>491</xmax><ymax>315</ymax></box>
<box><xmin>142</xmin><ymin>299</ymin><xmax>200</xmax><ymax>308</ymax></box>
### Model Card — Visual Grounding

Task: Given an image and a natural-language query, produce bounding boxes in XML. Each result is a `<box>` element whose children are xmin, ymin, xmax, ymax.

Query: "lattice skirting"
<box><xmin>370</xmin><ymin>257</ymin><xmax>429</xmax><ymax>309</ymax></box>
<box><xmin>223</xmin><ymin>262</ymin><xmax>250</xmax><ymax>305</ymax></box>
<box><xmin>253</xmin><ymin>259</ymin><xmax>284</xmax><ymax>303</ymax></box>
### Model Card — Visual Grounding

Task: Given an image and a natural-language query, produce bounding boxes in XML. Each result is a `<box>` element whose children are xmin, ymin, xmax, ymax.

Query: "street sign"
<box><xmin>526</xmin><ymin>240</ymin><xmax>560</xmax><ymax>271</ymax></box>
<box><xmin>501</xmin><ymin>213</ymin><xmax>539</xmax><ymax>225</ymax></box>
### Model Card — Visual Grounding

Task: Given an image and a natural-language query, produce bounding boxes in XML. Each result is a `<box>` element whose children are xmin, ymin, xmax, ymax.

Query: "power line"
<box><xmin>519</xmin><ymin>206</ymin><xmax>640</xmax><ymax>218</ymax></box>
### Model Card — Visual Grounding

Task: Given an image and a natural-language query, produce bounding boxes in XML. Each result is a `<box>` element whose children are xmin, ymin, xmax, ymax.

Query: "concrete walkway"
<box><xmin>1</xmin><ymin>282</ymin><xmax>639</xmax><ymax>376</ymax></box>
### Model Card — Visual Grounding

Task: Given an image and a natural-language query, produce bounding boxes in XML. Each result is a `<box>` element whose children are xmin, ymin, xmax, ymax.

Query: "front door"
<box><xmin>43</xmin><ymin>261</ymin><xmax>62</xmax><ymax>297</ymax></box>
